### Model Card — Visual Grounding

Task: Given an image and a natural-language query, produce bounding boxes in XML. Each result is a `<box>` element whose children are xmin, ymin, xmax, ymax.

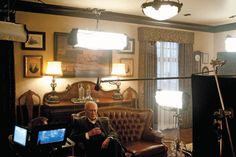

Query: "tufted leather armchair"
<box><xmin>71</xmin><ymin>106</ymin><xmax>168</xmax><ymax>157</ymax></box>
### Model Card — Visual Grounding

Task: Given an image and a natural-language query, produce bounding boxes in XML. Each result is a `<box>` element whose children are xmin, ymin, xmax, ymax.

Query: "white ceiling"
<box><xmin>22</xmin><ymin>0</ymin><xmax>236</xmax><ymax>26</ymax></box>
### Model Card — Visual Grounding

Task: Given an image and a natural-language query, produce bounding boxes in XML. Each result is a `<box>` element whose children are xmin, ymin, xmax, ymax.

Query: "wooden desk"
<box><xmin>42</xmin><ymin>97</ymin><xmax>133</xmax><ymax>124</ymax></box>
<box><xmin>42</xmin><ymin>81</ymin><xmax>137</xmax><ymax>124</ymax></box>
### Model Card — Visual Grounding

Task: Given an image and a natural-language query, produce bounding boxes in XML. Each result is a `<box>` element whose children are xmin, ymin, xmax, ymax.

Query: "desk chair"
<box><xmin>17</xmin><ymin>90</ymin><xmax>41</xmax><ymax>126</ymax></box>
<box><xmin>122</xmin><ymin>87</ymin><xmax>138</xmax><ymax>108</ymax></box>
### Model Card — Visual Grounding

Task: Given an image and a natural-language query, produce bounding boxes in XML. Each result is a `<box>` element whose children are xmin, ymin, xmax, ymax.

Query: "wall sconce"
<box><xmin>110</xmin><ymin>63</ymin><xmax>126</xmax><ymax>100</ymax></box>
<box><xmin>142</xmin><ymin>0</ymin><xmax>183</xmax><ymax>21</ymax></box>
<box><xmin>45</xmin><ymin>61</ymin><xmax>63</xmax><ymax>103</ymax></box>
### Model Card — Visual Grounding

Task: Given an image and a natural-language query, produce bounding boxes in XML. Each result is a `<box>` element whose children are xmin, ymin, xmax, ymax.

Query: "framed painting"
<box><xmin>54</xmin><ymin>32</ymin><xmax>112</xmax><ymax>77</ymax></box>
<box><xmin>119</xmin><ymin>38</ymin><xmax>135</xmax><ymax>54</ymax></box>
<box><xmin>202</xmin><ymin>53</ymin><xmax>209</xmax><ymax>64</ymax></box>
<box><xmin>120</xmin><ymin>58</ymin><xmax>134</xmax><ymax>77</ymax></box>
<box><xmin>22</xmin><ymin>31</ymin><xmax>46</xmax><ymax>50</ymax></box>
<box><xmin>24</xmin><ymin>55</ymin><xmax>43</xmax><ymax>78</ymax></box>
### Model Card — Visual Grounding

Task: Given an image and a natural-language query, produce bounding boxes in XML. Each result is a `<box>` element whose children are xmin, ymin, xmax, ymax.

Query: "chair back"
<box><xmin>122</xmin><ymin>87</ymin><xmax>138</xmax><ymax>108</ymax></box>
<box><xmin>17</xmin><ymin>90</ymin><xmax>41</xmax><ymax>126</ymax></box>
<box><xmin>72</xmin><ymin>106</ymin><xmax>153</xmax><ymax>143</ymax></box>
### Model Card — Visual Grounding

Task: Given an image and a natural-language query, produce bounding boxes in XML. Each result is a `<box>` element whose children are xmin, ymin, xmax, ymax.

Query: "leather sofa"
<box><xmin>71</xmin><ymin>106</ymin><xmax>168</xmax><ymax>157</ymax></box>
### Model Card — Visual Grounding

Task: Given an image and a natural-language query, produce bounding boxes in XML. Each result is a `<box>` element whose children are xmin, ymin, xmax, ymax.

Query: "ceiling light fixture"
<box><xmin>68</xmin><ymin>8</ymin><xmax>128</xmax><ymax>50</ymax></box>
<box><xmin>142</xmin><ymin>0</ymin><xmax>183</xmax><ymax>21</ymax></box>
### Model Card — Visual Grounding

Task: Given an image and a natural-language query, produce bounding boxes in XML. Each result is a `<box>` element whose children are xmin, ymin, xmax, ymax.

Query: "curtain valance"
<box><xmin>138</xmin><ymin>27</ymin><xmax>194</xmax><ymax>44</ymax></box>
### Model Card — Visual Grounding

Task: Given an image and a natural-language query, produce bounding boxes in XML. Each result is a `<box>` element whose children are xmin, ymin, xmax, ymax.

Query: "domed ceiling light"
<box><xmin>142</xmin><ymin>0</ymin><xmax>183</xmax><ymax>21</ymax></box>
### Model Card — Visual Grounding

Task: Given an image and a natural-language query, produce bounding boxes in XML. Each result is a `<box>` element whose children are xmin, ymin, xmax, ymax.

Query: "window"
<box><xmin>156</xmin><ymin>41</ymin><xmax>179</xmax><ymax>130</ymax></box>
<box><xmin>156</xmin><ymin>41</ymin><xmax>179</xmax><ymax>90</ymax></box>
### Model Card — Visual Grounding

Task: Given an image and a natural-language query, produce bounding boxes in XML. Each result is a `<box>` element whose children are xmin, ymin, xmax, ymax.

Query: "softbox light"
<box><xmin>68</xmin><ymin>28</ymin><xmax>127</xmax><ymax>50</ymax></box>
<box><xmin>0</xmin><ymin>21</ymin><xmax>28</xmax><ymax>42</ymax></box>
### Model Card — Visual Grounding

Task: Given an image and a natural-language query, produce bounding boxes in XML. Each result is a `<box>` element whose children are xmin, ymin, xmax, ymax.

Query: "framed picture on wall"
<box><xmin>119</xmin><ymin>38</ymin><xmax>135</xmax><ymax>54</ymax></box>
<box><xmin>202</xmin><ymin>53</ymin><xmax>209</xmax><ymax>64</ymax></box>
<box><xmin>24</xmin><ymin>55</ymin><xmax>43</xmax><ymax>78</ymax></box>
<box><xmin>22</xmin><ymin>31</ymin><xmax>46</xmax><ymax>50</ymax></box>
<box><xmin>54</xmin><ymin>32</ymin><xmax>112</xmax><ymax>77</ymax></box>
<box><xmin>120</xmin><ymin>58</ymin><xmax>134</xmax><ymax>77</ymax></box>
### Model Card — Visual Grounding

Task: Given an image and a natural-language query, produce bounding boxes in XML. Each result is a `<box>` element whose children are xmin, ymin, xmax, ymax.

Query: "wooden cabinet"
<box><xmin>42</xmin><ymin>81</ymin><xmax>137</xmax><ymax>124</ymax></box>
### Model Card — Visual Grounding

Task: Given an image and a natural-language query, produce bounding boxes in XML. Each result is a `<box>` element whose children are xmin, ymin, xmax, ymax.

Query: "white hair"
<box><xmin>84</xmin><ymin>101</ymin><xmax>97</xmax><ymax>110</ymax></box>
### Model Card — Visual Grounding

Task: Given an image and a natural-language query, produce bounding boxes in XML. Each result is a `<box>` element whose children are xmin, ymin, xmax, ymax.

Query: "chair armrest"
<box><xmin>142</xmin><ymin>128</ymin><xmax>164</xmax><ymax>143</ymax></box>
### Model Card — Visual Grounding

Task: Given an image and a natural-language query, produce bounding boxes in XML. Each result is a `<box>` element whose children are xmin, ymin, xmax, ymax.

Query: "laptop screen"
<box><xmin>13</xmin><ymin>125</ymin><xmax>28</xmax><ymax>147</ymax></box>
<box><xmin>31</xmin><ymin>124</ymin><xmax>68</xmax><ymax>147</ymax></box>
<box><xmin>37</xmin><ymin>128</ymin><xmax>66</xmax><ymax>145</ymax></box>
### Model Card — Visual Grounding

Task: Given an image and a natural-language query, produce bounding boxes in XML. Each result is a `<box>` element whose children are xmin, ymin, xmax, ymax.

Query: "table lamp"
<box><xmin>110</xmin><ymin>63</ymin><xmax>126</xmax><ymax>100</ymax></box>
<box><xmin>45</xmin><ymin>61</ymin><xmax>63</xmax><ymax>103</ymax></box>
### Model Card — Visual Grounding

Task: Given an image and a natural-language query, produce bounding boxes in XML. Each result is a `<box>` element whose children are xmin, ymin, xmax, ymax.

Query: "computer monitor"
<box><xmin>13</xmin><ymin>125</ymin><xmax>29</xmax><ymax>147</ymax></box>
<box><xmin>31</xmin><ymin>124</ymin><xmax>68</xmax><ymax>148</ymax></box>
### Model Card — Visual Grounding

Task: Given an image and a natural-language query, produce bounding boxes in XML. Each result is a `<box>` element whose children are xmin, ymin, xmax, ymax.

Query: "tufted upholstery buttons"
<box><xmin>71</xmin><ymin>106</ymin><xmax>168</xmax><ymax>157</ymax></box>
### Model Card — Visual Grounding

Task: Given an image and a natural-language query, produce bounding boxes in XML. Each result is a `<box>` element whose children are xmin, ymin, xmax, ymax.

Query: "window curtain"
<box><xmin>0</xmin><ymin>40</ymin><xmax>16</xmax><ymax>154</ymax></box>
<box><xmin>179</xmin><ymin>43</ymin><xmax>195</xmax><ymax>128</ymax></box>
<box><xmin>138</xmin><ymin>41</ymin><xmax>157</xmax><ymax>126</ymax></box>
<box><xmin>138</xmin><ymin>27</ymin><xmax>194</xmax><ymax>129</ymax></box>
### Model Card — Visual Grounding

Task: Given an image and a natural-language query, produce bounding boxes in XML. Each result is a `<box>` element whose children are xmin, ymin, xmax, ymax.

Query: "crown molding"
<box><xmin>15</xmin><ymin>1</ymin><xmax>235</xmax><ymax>33</ymax></box>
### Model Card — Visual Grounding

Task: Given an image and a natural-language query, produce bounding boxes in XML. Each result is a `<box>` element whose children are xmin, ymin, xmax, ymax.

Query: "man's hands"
<box><xmin>101</xmin><ymin>138</ymin><xmax>110</xmax><ymax>149</ymax></box>
<box><xmin>87</xmin><ymin>127</ymin><xmax>111</xmax><ymax>149</ymax></box>
<box><xmin>87</xmin><ymin>127</ymin><xmax>102</xmax><ymax>137</ymax></box>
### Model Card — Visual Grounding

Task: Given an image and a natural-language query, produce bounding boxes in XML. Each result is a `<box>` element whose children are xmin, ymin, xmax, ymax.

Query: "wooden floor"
<box><xmin>162</xmin><ymin>128</ymin><xmax>192</xmax><ymax>144</ymax></box>
<box><xmin>162</xmin><ymin>128</ymin><xmax>192</xmax><ymax>157</ymax></box>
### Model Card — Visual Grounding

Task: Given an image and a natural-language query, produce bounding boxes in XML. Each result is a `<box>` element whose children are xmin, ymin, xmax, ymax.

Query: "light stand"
<box><xmin>210</xmin><ymin>59</ymin><xmax>235</xmax><ymax>157</ymax></box>
<box><xmin>171</xmin><ymin>109</ymin><xmax>185</xmax><ymax>157</ymax></box>
<box><xmin>155</xmin><ymin>90</ymin><xmax>184</xmax><ymax>157</ymax></box>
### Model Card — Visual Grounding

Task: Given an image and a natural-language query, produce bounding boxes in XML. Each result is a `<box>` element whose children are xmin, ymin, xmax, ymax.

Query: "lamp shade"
<box><xmin>111</xmin><ymin>63</ymin><xmax>126</xmax><ymax>76</ymax></box>
<box><xmin>68</xmin><ymin>28</ymin><xmax>128</xmax><ymax>50</ymax></box>
<box><xmin>155</xmin><ymin>90</ymin><xmax>183</xmax><ymax>109</ymax></box>
<box><xmin>142</xmin><ymin>0</ymin><xmax>183</xmax><ymax>21</ymax></box>
<box><xmin>45</xmin><ymin>61</ymin><xmax>63</xmax><ymax>76</ymax></box>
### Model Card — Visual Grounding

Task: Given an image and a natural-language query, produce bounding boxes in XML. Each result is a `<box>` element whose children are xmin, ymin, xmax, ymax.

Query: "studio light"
<box><xmin>225</xmin><ymin>35</ymin><xmax>236</xmax><ymax>52</ymax></box>
<box><xmin>0</xmin><ymin>21</ymin><xmax>28</xmax><ymax>42</ymax></box>
<box><xmin>155</xmin><ymin>90</ymin><xmax>184</xmax><ymax>157</ymax></box>
<box><xmin>68</xmin><ymin>29</ymin><xmax>128</xmax><ymax>50</ymax></box>
<box><xmin>155</xmin><ymin>90</ymin><xmax>183</xmax><ymax>109</ymax></box>
<box><xmin>142</xmin><ymin>0</ymin><xmax>183</xmax><ymax>21</ymax></box>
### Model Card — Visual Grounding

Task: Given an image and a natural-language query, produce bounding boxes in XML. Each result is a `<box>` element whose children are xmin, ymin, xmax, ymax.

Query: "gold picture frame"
<box><xmin>24</xmin><ymin>55</ymin><xmax>43</xmax><ymax>77</ymax></box>
<box><xmin>54</xmin><ymin>32</ymin><xmax>112</xmax><ymax>77</ymax></box>
<box><xmin>120</xmin><ymin>58</ymin><xmax>134</xmax><ymax>77</ymax></box>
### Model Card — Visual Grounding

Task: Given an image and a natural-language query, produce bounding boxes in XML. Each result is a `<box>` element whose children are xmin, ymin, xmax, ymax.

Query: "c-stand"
<box><xmin>211</xmin><ymin>59</ymin><xmax>235</xmax><ymax>157</ymax></box>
